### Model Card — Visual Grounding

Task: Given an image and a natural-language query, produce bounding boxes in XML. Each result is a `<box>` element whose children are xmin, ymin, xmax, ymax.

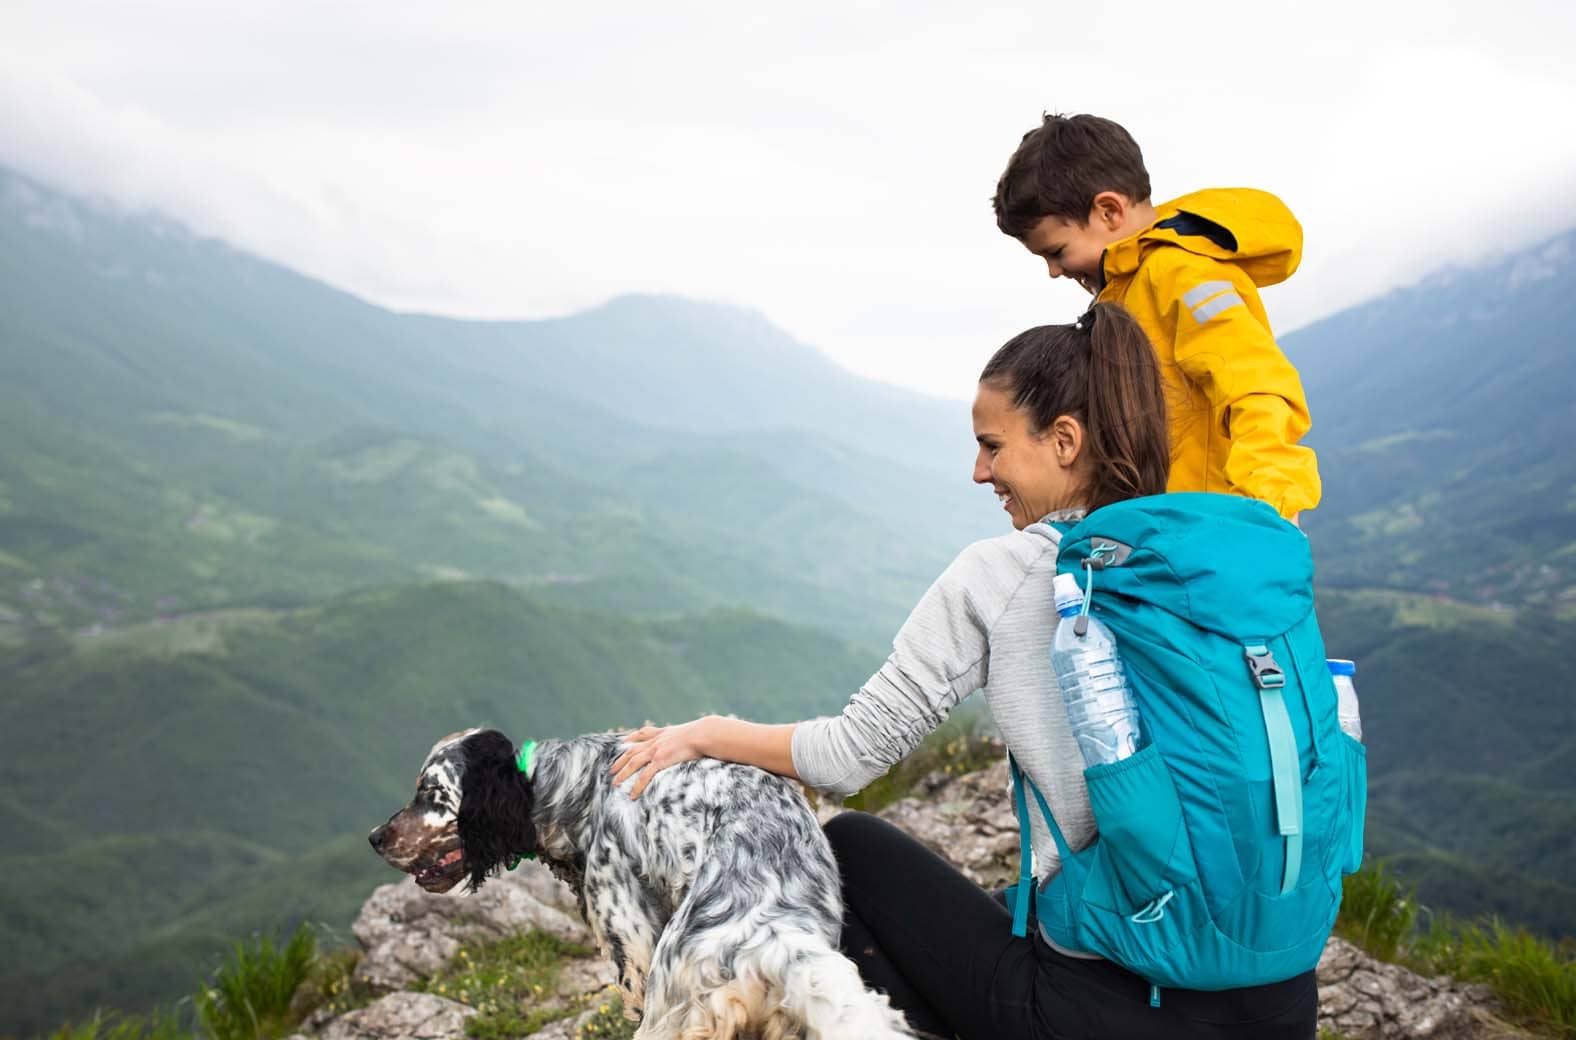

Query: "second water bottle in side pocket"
<box><xmin>1051</xmin><ymin>572</ymin><xmax>1144</xmax><ymax>767</ymax></box>
<box><xmin>1328</xmin><ymin>658</ymin><xmax>1362</xmax><ymax>741</ymax></box>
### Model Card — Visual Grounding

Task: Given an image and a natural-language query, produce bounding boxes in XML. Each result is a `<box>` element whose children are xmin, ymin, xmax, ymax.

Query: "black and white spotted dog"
<box><xmin>369</xmin><ymin>728</ymin><xmax>916</xmax><ymax>1040</ymax></box>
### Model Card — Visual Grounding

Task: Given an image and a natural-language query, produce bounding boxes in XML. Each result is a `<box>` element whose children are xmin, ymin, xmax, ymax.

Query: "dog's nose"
<box><xmin>369</xmin><ymin>825</ymin><xmax>389</xmax><ymax>852</ymax></box>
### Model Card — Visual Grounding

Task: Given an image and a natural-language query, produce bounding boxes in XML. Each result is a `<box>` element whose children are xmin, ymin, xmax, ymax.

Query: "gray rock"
<box><xmin>555</xmin><ymin>960</ymin><xmax>616</xmax><ymax>998</ymax></box>
<box><xmin>311</xmin><ymin>993</ymin><xmax>474</xmax><ymax>1040</ymax></box>
<box><xmin>516</xmin><ymin>965</ymin><xmax>618</xmax><ymax>1026</ymax></box>
<box><xmin>352</xmin><ymin>864</ymin><xmax>589</xmax><ymax>993</ymax></box>
<box><xmin>1315</xmin><ymin>937</ymin><xmax>1523</xmax><ymax>1039</ymax></box>
<box><xmin>873</xmin><ymin>758</ymin><xmax>1021</xmax><ymax>891</ymax></box>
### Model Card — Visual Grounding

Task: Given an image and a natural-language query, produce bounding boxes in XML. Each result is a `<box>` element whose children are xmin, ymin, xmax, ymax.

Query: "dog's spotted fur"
<box><xmin>371</xmin><ymin>728</ymin><xmax>916</xmax><ymax>1040</ymax></box>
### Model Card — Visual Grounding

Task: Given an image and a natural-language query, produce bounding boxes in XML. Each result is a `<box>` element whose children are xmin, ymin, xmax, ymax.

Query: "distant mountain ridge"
<box><xmin>1287</xmin><ymin>228</ymin><xmax>1576</xmax><ymax>609</ymax></box>
<box><xmin>0</xmin><ymin>167</ymin><xmax>970</xmax><ymax>463</ymax></box>
<box><xmin>0</xmin><ymin>164</ymin><xmax>1000</xmax><ymax>646</ymax></box>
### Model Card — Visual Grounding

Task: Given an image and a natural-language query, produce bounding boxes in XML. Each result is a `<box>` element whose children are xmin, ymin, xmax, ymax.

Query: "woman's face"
<box><xmin>971</xmin><ymin>382</ymin><xmax>1087</xmax><ymax>529</ymax></box>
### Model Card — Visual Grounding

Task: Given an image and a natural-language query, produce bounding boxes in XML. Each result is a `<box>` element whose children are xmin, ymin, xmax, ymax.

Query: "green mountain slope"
<box><xmin>1314</xmin><ymin>589</ymin><xmax>1576</xmax><ymax>935</ymax></box>
<box><xmin>1287</xmin><ymin>231</ymin><xmax>1576</xmax><ymax>610</ymax></box>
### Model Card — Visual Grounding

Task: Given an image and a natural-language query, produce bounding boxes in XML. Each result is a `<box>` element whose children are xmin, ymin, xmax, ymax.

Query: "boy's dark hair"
<box><xmin>980</xmin><ymin>302</ymin><xmax>1169</xmax><ymax>511</ymax></box>
<box><xmin>993</xmin><ymin>114</ymin><xmax>1151</xmax><ymax>238</ymax></box>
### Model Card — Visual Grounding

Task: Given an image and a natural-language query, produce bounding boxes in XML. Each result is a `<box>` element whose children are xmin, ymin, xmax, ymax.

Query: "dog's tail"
<box><xmin>637</xmin><ymin>926</ymin><xmax>918</xmax><ymax>1040</ymax></box>
<box><xmin>772</xmin><ymin>930</ymin><xmax>918</xmax><ymax>1040</ymax></box>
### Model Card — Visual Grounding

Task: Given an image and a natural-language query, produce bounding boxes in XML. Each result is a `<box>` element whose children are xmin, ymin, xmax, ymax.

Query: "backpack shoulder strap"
<box><xmin>1008</xmin><ymin>753</ymin><xmax>1078</xmax><ymax>937</ymax></box>
<box><xmin>1024</xmin><ymin>519</ymin><xmax>1074</xmax><ymax>545</ymax></box>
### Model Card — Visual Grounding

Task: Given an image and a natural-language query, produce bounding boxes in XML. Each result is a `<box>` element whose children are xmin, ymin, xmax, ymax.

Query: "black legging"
<box><xmin>826</xmin><ymin>812</ymin><xmax>1317</xmax><ymax>1040</ymax></box>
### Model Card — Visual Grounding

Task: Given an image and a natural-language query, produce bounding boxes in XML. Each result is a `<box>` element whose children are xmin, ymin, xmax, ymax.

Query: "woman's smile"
<box><xmin>971</xmin><ymin>383</ymin><xmax>1088</xmax><ymax>530</ymax></box>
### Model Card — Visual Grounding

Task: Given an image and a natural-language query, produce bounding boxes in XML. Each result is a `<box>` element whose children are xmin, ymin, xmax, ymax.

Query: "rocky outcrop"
<box><xmin>1316</xmin><ymin>938</ymin><xmax>1522</xmax><ymax>1039</ymax></box>
<box><xmin>871</xmin><ymin>759</ymin><xmax>1022</xmax><ymax>891</ymax></box>
<box><xmin>306</xmin><ymin>992</ymin><xmax>475</xmax><ymax>1040</ymax></box>
<box><xmin>352</xmin><ymin>864</ymin><xmax>590</xmax><ymax>993</ymax></box>
<box><xmin>298</xmin><ymin>757</ymin><xmax>1525</xmax><ymax>1040</ymax></box>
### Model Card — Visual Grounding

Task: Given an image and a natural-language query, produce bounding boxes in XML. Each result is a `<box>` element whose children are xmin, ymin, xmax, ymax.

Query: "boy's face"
<box><xmin>1018</xmin><ymin>193</ymin><xmax>1144</xmax><ymax>295</ymax></box>
<box><xmin>1020</xmin><ymin>214</ymin><xmax>1121</xmax><ymax>295</ymax></box>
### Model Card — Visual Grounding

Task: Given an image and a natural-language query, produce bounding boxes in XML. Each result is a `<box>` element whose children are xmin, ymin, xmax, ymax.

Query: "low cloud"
<box><xmin>3</xmin><ymin>1</ymin><xmax>1575</xmax><ymax>399</ymax></box>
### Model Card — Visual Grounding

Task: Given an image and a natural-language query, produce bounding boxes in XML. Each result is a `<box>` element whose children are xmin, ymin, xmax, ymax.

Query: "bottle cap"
<box><xmin>1326</xmin><ymin>659</ymin><xmax>1356</xmax><ymax>677</ymax></box>
<box><xmin>1053</xmin><ymin>572</ymin><xmax>1084</xmax><ymax>615</ymax></box>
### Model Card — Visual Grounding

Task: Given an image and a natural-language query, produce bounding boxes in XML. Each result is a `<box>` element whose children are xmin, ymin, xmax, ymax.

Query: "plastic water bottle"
<box><xmin>1328</xmin><ymin>659</ymin><xmax>1362</xmax><ymax>741</ymax></box>
<box><xmin>1051</xmin><ymin>572</ymin><xmax>1143</xmax><ymax>767</ymax></box>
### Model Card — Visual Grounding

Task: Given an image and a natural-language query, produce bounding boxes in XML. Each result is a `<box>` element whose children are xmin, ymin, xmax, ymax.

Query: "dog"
<box><xmin>370</xmin><ymin>728</ymin><xmax>917</xmax><ymax>1040</ymax></box>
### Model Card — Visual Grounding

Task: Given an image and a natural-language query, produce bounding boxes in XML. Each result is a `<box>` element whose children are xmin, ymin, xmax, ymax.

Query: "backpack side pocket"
<box><xmin>1338</xmin><ymin>733</ymin><xmax>1367</xmax><ymax>875</ymax></box>
<box><xmin>1084</xmin><ymin>744</ymin><xmax>1197</xmax><ymax>914</ymax></box>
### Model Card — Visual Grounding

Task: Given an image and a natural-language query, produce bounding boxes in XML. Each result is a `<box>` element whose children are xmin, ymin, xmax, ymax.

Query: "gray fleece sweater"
<box><xmin>791</xmin><ymin>514</ymin><xmax>1097</xmax><ymax>951</ymax></box>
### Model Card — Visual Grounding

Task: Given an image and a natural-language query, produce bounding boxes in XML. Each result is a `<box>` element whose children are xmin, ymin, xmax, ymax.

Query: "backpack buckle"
<box><xmin>1243</xmin><ymin>645</ymin><xmax>1285</xmax><ymax>690</ymax></box>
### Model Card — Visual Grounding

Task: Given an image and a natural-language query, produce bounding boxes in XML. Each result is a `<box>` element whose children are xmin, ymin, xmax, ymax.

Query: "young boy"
<box><xmin>993</xmin><ymin>113</ymin><xmax>1320</xmax><ymax>520</ymax></box>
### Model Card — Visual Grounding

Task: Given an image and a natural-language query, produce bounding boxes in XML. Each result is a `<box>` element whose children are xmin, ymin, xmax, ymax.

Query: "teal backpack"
<box><xmin>1007</xmin><ymin>492</ymin><xmax>1367</xmax><ymax>1000</ymax></box>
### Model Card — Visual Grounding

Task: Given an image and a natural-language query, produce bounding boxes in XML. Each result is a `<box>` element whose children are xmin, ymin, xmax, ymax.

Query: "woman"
<box><xmin>609</xmin><ymin>303</ymin><xmax>1318</xmax><ymax>1039</ymax></box>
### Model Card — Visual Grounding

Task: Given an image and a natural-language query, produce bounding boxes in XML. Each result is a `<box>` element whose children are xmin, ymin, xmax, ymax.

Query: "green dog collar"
<box><xmin>506</xmin><ymin>740</ymin><xmax>538</xmax><ymax>870</ymax></box>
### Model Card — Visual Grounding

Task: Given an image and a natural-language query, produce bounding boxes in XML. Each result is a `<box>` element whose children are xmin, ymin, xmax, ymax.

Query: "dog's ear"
<box><xmin>457</xmin><ymin>729</ymin><xmax>536</xmax><ymax>892</ymax></box>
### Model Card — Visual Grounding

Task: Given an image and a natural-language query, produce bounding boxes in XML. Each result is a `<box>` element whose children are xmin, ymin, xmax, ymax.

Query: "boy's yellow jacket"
<box><xmin>1096</xmin><ymin>188</ymin><xmax>1321</xmax><ymax>518</ymax></box>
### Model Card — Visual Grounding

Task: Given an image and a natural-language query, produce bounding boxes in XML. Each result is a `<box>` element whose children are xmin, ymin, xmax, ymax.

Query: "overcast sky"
<box><xmin>3</xmin><ymin>1</ymin><xmax>1575</xmax><ymax>400</ymax></box>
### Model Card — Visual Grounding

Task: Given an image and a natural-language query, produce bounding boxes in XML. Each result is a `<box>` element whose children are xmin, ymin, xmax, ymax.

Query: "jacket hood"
<box><xmin>1103</xmin><ymin>188</ymin><xmax>1303</xmax><ymax>288</ymax></box>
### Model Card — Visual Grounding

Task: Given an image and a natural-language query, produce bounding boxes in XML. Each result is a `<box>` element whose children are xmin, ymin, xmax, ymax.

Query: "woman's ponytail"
<box><xmin>1080</xmin><ymin>303</ymin><xmax>1170</xmax><ymax>508</ymax></box>
<box><xmin>980</xmin><ymin>302</ymin><xmax>1170</xmax><ymax>510</ymax></box>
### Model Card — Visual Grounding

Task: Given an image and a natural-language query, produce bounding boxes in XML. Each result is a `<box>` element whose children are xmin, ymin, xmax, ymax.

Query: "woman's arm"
<box><xmin>610</xmin><ymin>534</ymin><xmax>1044</xmax><ymax>799</ymax></box>
<box><xmin>611</xmin><ymin>715</ymin><xmax>797</xmax><ymax>798</ymax></box>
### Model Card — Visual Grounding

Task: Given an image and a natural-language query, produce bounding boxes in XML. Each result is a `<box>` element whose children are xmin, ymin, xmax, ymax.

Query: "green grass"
<box><xmin>44</xmin><ymin>1009</ymin><xmax>191</xmax><ymax>1040</ymax></box>
<box><xmin>38</xmin><ymin>925</ymin><xmax>349</xmax><ymax>1040</ymax></box>
<box><xmin>1410</xmin><ymin>918</ymin><xmax>1576</xmax><ymax>1037</ymax></box>
<box><xmin>1334</xmin><ymin>860</ymin><xmax>1418</xmax><ymax>962</ymax></box>
<box><xmin>193</xmin><ymin>924</ymin><xmax>316</xmax><ymax>1040</ymax></box>
<box><xmin>42</xmin><ymin>926</ymin><xmax>619</xmax><ymax>1040</ymax></box>
<box><xmin>36</xmin><ymin>924</ymin><xmax>608</xmax><ymax>1040</ymax></box>
<box><xmin>573</xmin><ymin>995</ymin><xmax>638</xmax><ymax>1040</ymax></box>
<box><xmin>287</xmin><ymin>945</ymin><xmax>370</xmax><ymax>1022</ymax></box>
<box><xmin>410</xmin><ymin>930</ymin><xmax>599</xmax><ymax>1039</ymax></box>
<box><xmin>843</xmin><ymin>707</ymin><xmax>1002</xmax><ymax>813</ymax></box>
<box><xmin>1337</xmin><ymin>861</ymin><xmax>1576</xmax><ymax>1037</ymax></box>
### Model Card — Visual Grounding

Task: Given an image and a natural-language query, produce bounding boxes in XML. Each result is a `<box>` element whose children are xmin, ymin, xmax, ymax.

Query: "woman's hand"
<box><xmin>610</xmin><ymin>717</ymin><xmax>714</xmax><ymax>799</ymax></box>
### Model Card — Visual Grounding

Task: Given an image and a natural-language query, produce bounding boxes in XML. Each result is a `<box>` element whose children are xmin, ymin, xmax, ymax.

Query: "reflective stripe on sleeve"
<box><xmin>1192</xmin><ymin>291</ymin><xmax>1245</xmax><ymax>323</ymax></box>
<box><xmin>1181</xmin><ymin>280</ymin><xmax>1234</xmax><ymax>309</ymax></box>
